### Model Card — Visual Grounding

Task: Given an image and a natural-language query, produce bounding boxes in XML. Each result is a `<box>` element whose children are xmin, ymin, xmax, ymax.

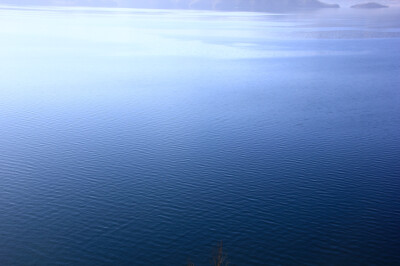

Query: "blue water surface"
<box><xmin>0</xmin><ymin>6</ymin><xmax>400</xmax><ymax>265</ymax></box>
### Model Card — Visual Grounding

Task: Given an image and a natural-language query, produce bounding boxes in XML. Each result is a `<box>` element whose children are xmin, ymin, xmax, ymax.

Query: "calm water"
<box><xmin>1</xmin><ymin>6</ymin><xmax>400</xmax><ymax>265</ymax></box>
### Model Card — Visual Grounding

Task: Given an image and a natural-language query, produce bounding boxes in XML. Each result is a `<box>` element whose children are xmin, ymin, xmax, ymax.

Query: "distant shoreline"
<box><xmin>0</xmin><ymin>0</ymin><xmax>341</xmax><ymax>12</ymax></box>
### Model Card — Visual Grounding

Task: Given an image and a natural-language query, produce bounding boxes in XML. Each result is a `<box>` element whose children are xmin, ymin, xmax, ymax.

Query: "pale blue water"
<box><xmin>0</xmin><ymin>6</ymin><xmax>400</xmax><ymax>265</ymax></box>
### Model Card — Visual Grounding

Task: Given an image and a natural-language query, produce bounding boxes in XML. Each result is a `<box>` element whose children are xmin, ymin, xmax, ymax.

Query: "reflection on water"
<box><xmin>1</xmin><ymin>5</ymin><xmax>400</xmax><ymax>265</ymax></box>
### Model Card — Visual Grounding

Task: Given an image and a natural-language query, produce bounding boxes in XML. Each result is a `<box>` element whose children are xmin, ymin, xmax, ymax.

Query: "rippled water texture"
<box><xmin>1</xmin><ymin>6</ymin><xmax>400</xmax><ymax>265</ymax></box>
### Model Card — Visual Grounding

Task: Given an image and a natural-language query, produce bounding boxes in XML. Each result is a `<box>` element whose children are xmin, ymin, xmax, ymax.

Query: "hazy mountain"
<box><xmin>324</xmin><ymin>0</ymin><xmax>399</xmax><ymax>7</ymax></box>
<box><xmin>0</xmin><ymin>0</ymin><xmax>340</xmax><ymax>11</ymax></box>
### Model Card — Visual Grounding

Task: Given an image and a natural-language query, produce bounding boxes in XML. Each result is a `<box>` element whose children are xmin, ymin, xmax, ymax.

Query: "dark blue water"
<box><xmin>1</xmin><ymin>6</ymin><xmax>400</xmax><ymax>265</ymax></box>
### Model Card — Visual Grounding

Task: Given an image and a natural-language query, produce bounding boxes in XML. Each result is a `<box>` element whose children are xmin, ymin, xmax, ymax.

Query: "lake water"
<box><xmin>1</xmin><ymin>5</ymin><xmax>400</xmax><ymax>265</ymax></box>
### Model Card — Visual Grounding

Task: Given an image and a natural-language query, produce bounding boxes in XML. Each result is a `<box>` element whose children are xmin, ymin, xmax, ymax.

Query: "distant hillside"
<box><xmin>323</xmin><ymin>0</ymin><xmax>396</xmax><ymax>8</ymax></box>
<box><xmin>0</xmin><ymin>0</ymin><xmax>340</xmax><ymax>12</ymax></box>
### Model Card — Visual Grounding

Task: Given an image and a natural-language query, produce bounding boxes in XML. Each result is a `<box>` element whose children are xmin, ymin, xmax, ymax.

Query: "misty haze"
<box><xmin>1</xmin><ymin>0</ymin><xmax>400</xmax><ymax>265</ymax></box>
